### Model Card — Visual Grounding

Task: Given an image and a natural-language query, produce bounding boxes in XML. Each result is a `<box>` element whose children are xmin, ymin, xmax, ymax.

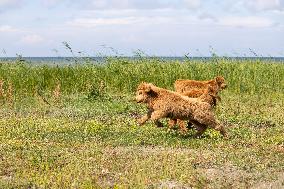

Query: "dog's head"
<box><xmin>215</xmin><ymin>76</ymin><xmax>227</xmax><ymax>90</ymax></box>
<box><xmin>135</xmin><ymin>82</ymin><xmax>157</xmax><ymax>103</ymax></box>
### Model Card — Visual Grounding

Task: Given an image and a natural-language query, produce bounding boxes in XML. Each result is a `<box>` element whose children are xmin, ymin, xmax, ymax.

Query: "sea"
<box><xmin>0</xmin><ymin>56</ymin><xmax>283</xmax><ymax>65</ymax></box>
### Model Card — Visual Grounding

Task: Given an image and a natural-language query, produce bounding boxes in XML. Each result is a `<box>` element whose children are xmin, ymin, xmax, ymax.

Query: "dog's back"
<box><xmin>181</xmin><ymin>86</ymin><xmax>219</xmax><ymax>107</ymax></box>
<box><xmin>174</xmin><ymin>79</ymin><xmax>215</xmax><ymax>93</ymax></box>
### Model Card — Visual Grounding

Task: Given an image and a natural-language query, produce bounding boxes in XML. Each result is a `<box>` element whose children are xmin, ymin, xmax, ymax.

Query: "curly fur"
<box><xmin>135</xmin><ymin>82</ymin><xmax>227</xmax><ymax>137</ymax></box>
<box><xmin>168</xmin><ymin>85</ymin><xmax>221</xmax><ymax>131</ymax></box>
<box><xmin>169</xmin><ymin>76</ymin><xmax>227</xmax><ymax>131</ymax></box>
<box><xmin>174</xmin><ymin>76</ymin><xmax>227</xmax><ymax>94</ymax></box>
<box><xmin>182</xmin><ymin>85</ymin><xmax>220</xmax><ymax>107</ymax></box>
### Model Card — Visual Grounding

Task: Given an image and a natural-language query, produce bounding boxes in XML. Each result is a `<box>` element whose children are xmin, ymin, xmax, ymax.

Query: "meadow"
<box><xmin>0</xmin><ymin>57</ymin><xmax>283</xmax><ymax>188</ymax></box>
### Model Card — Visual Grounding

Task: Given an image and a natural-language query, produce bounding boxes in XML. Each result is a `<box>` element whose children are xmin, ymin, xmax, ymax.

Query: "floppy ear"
<box><xmin>144</xmin><ymin>84</ymin><xmax>151</xmax><ymax>92</ymax></box>
<box><xmin>215</xmin><ymin>76</ymin><xmax>224</xmax><ymax>84</ymax></box>
<box><xmin>144</xmin><ymin>83</ymin><xmax>155</xmax><ymax>93</ymax></box>
<box><xmin>138</xmin><ymin>82</ymin><xmax>152</xmax><ymax>93</ymax></box>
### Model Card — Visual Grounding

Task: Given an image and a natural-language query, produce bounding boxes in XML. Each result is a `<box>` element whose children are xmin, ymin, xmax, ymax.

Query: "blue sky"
<box><xmin>0</xmin><ymin>0</ymin><xmax>284</xmax><ymax>57</ymax></box>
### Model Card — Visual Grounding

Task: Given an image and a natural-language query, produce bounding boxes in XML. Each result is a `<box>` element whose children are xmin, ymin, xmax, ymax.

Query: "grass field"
<box><xmin>0</xmin><ymin>58</ymin><xmax>283</xmax><ymax>188</ymax></box>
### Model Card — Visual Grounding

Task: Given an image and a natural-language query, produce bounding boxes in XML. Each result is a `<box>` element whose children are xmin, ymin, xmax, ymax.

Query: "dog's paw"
<box><xmin>137</xmin><ymin>118</ymin><xmax>145</xmax><ymax>126</ymax></box>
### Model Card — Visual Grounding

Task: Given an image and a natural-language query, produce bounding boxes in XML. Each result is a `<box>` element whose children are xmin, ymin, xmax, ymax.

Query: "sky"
<box><xmin>0</xmin><ymin>0</ymin><xmax>284</xmax><ymax>57</ymax></box>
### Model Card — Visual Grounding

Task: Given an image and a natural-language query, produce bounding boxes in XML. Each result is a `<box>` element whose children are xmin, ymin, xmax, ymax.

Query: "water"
<box><xmin>0</xmin><ymin>56</ymin><xmax>283</xmax><ymax>65</ymax></box>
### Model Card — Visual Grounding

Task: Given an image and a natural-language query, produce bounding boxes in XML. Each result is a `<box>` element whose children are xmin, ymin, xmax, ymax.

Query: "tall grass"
<box><xmin>0</xmin><ymin>57</ymin><xmax>284</xmax><ymax>188</ymax></box>
<box><xmin>0</xmin><ymin>57</ymin><xmax>283</xmax><ymax>97</ymax></box>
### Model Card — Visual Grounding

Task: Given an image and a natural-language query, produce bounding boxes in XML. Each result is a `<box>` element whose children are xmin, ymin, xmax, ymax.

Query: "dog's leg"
<box><xmin>138</xmin><ymin>115</ymin><xmax>149</xmax><ymax>125</ymax></box>
<box><xmin>194</xmin><ymin>125</ymin><xmax>207</xmax><ymax>137</ymax></box>
<box><xmin>193</xmin><ymin>112</ymin><xmax>228</xmax><ymax>138</ymax></box>
<box><xmin>187</xmin><ymin>121</ymin><xmax>194</xmax><ymax>129</ymax></box>
<box><xmin>191</xmin><ymin>120</ymin><xmax>207</xmax><ymax>137</ymax></box>
<box><xmin>211</xmin><ymin>121</ymin><xmax>228</xmax><ymax>138</ymax></box>
<box><xmin>138</xmin><ymin>109</ymin><xmax>153</xmax><ymax>125</ymax></box>
<box><xmin>202</xmin><ymin>116</ymin><xmax>228</xmax><ymax>138</ymax></box>
<box><xmin>176</xmin><ymin>119</ymin><xmax>188</xmax><ymax>134</ymax></box>
<box><xmin>168</xmin><ymin>119</ymin><xmax>177</xmax><ymax>129</ymax></box>
<box><xmin>150</xmin><ymin>110</ymin><xmax>166</xmax><ymax>128</ymax></box>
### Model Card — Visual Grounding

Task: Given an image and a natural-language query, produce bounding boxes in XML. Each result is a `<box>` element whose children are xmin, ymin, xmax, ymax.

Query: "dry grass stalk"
<box><xmin>53</xmin><ymin>82</ymin><xmax>61</xmax><ymax>102</ymax></box>
<box><xmin>99</xmin><ymin>80</ymin><xmax>105</xmax><ymax>94</ymax></box>
<box><xmin>0</xmin><ymin>79</ymin><xmax>5</xmax><ymax>99</ymax></box>
<box><xmin>7</xmin><ymin>81</ymin><xmax>14</xmax><ymax>104</ymax></box>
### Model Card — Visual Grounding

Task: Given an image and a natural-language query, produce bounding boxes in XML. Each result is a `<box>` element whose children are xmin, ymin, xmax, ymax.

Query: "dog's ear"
<box><xmin>144</xmin><ymin>83</ymin><xmax>159</xmax><ymax>97</ymax></box>
<box><xmin>144</xmin><ymin>85</ymin><xmax>151</xmax><ymax>92</ymax></box>
<box><xmin>144</xmin><ymin>83</ymin><xmax>155</xmax><ymax>93</ymax></box>
<box><xmin>138</xmin><ymin>82</ymin><xmax>153</xmax><ymax>93</ymax></box>
<box><xmin>215</xmin><ymin>76</ymin><xmax>224</xmax><ymax>84</ymax></box>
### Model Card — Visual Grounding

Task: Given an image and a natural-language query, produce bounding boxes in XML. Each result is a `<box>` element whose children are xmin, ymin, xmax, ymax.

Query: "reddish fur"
<box><xmin>135</xmin><ymin>82</ymin><xmax>228</xmax><ymax>138</ymax></box>
<box><xmin>174</xmin><ymin>76</ymin><xmax>227</xmax><ymax>94</ymax></box>
<box><xmin>169</xmin><ymin>85</ymin><xmax>221</xmax><ymax>131</ymax></box>
<box><xmin>169</xmin><ymin>76</ymin><xmax>227</xmax><ymax>131</ymax></box>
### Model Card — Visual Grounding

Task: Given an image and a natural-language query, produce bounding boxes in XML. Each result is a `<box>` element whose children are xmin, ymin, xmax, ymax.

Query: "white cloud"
<box><xmin>55</xmin><ymin>0</ymin><xmax>161</xmax><ymax>10</ymax></box>
<box><xmin>66</xmin><ymin>16</ymin><xmax>173</xmax><ymax>28</ymax></box>
<box><xmin>50</xmin><ymin>0</ymin><xmax>201</xmax><ymax>10</ymax></box>
<box><xmin>20</xmin><ymin>34</ymin><xmax>44</xmax><ymax>44</ymax></box>
<box><xmin>198</xmin><ymin>12</ymin><xmax>217</xmax><ymax>22</ymax></box>
<box><xmin>183</xmin><ymin>0</ymin><xmax>201</xmax><ymax>9</ymax></box>
<box><xmin>218</xmin><ymin>16</ymin><xmax>275</xmax><ymax>28</ymax></box>
<box><xmin>89</xmin><ymin>0</ymin><xmax>130</xmax><ymax>9</ymax></box>
<box><xmin>67</xmin><ymin>17</ymin><xmax>139</xmax><ymax>28</ymax></box>
<box><xmin>0</xmin><ymin>25</ymin><xmax>18</xmax><ymax>32</ymax></box>
<box><xmin>0</xmin><ymin>0</ymin><xmax>23</xmax><ymax>11</ymax></box>
<box><xmin>41</xmin><ymin>0</ymin><xmax>62</xmax><ymax>8</ymax></box>
<box><xmin>245</xmin><ymin>0</ymin><xmax>283</xmax><ymax>11</ymax></box>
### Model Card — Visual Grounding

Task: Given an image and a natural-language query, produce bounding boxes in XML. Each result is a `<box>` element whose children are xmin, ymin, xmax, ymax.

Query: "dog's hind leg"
<box><xmin>191</xmin><ymin>120</ymin><xmax>207</xmax><ymax>137</ymax></box>
<box><xmin>187</xmin><ymin>121</ymin><xmax>194</xmax><ymax>129</ymax></box>
<box><xmin>211</xmin><ymin>121</ymin><xmax>228</xmax><ymax>138</ymax></box>
<box><xmin>205</xmin><ymin>120</ymin><xmax>227</xmax><ymax>138</ymax></box>
<box><xmin>176</xmin><ymin>119</ymin><xmax>188</xmax><ymax>134</ymax></box>
<box><xmin>194</xmin><ymin>113</ymin><xmax>228</xmax><ymax>138</ymax></box>
<box><xmin>168</xmin><ymin>119</ymin><xmax>177</xmax><ymax>129</ymax></box>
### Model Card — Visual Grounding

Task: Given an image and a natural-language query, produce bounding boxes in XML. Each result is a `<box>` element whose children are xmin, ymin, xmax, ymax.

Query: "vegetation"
<box><xmin>0</xmin><ymin>57</ymin><xmax>283</xmax><ymax>188</ymax></box>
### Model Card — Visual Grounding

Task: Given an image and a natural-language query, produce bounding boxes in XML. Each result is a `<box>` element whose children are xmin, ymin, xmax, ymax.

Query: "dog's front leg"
<box><xmin>150</xmin><ymin>110</ymin><xmax>166</xmax><ymax>128</ymax></box>
<box><xmin>137</xmin><ymin>109</ymin><xmax>153</xmax><ymax>125</ymax></box>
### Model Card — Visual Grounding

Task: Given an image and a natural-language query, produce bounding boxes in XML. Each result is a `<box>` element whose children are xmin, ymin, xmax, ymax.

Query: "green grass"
<box><xmin>0</xmin><ymin>57</ymin><xmax>283</xmax><ymax>96</ymax></box>
<box><xmin>0</xmin><ymin>58</ymin><xmax>283</xmax><ymax>188</ymax></box>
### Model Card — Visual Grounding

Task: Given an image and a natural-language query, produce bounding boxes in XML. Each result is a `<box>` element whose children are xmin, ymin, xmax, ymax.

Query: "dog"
<box><xmin>169</xmin><ymin>76</ymin><xmax>227</xmax><ymax>130</ymax></box>
<box><xmin>168</xmin><ymin>85</ymin><xmax>221</xmax><ymax>130</ymax></box>
<box><xmin>174</xmin><ymin>76</ymin><xmax>227</xmax><ymax>94</ymax></box>
<box><xmin>135</xmin><ymin>82</ymin><xmax>227</xmax><ymax>137</ymax></box>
